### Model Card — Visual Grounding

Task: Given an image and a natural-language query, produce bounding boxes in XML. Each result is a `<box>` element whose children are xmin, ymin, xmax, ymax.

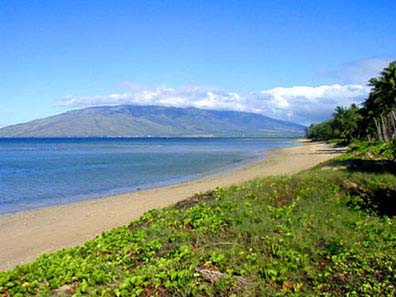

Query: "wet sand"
<box><xmin>0</xmin><ymin>141</ymin><xmax>345</xmax><ymax>271</ymax></box>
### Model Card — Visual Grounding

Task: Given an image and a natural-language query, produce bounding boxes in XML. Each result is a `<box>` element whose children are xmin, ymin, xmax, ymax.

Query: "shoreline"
<box><xmin>0</xmin><ymin>141</ymin><xmax>296</xmax><ymax>217</ymax></box>
<box><xmin>1</xmin><ymin>140</ymin><xmax>296</xmax><ymax>218</ymax></box>
<box><xmin>0</xmin><ymin>138</ymin><xmax>296</xmax><ymax>217</ymax></box>
<box><xmin>0</xmin><ymin>141</ymin><xmax>345</xmax><ymax>271</ymax></box>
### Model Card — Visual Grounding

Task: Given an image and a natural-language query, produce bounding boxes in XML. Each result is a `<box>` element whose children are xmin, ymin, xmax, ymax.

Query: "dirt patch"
<box><xmin>173</xmin><ymin>191</ymin><xmax>216</xmax><ymax>210</ymax></box>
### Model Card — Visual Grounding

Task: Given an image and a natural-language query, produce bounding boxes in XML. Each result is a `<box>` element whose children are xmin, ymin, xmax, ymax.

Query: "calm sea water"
<box><xmin>0</xmin><ymin>138</ymin><xmax>296</xmax><ymax>215</ymax></box>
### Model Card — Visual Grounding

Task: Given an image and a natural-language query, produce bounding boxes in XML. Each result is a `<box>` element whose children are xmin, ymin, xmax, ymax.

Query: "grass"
<box><xmin>0</xmin><ymin>143</ymin><xmax>395</xmax><ymax>296</ymax></box>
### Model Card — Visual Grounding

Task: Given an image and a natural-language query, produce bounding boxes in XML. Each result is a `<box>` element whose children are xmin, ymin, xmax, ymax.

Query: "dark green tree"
<box><xmin>306</xmin><ymin>104</ymin><xmax>362</xmax><ymax>143</ymax></box>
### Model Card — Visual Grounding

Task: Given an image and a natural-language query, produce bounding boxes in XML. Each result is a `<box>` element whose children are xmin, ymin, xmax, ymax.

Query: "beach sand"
<box><xmin>0</xmin><ymin>141</ymin><xmax>346</xmax><ymax>271</ymax></box>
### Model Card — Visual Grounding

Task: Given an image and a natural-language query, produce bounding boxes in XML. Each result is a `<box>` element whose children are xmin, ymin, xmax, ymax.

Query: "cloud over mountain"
<box><xmin>60</xmin><ymin>85</ymin><xmax>246</xmax><ymax>112</ymax></box>
<box><xmin>59</xmin><ymin>83</ymin><xmax>371</xmax><ymax>125</ymax></box>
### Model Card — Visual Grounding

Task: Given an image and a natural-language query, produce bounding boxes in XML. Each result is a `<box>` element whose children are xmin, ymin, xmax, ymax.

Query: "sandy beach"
<box><xmin>0</xmin><ymin>141</ymin><xmax>345</xmax><ymax>271</ymax></box>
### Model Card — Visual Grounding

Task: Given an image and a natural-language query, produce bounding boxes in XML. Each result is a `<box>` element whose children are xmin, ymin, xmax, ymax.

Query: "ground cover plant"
<box><xmin>0</xmin><ymin>144</ymin><xmax>395</xmax><ymax>296</ymax></box>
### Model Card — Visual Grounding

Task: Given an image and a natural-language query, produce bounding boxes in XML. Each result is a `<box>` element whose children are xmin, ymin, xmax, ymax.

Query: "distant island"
<box><xmin>0</xmin><ymin>105</ymin><xmax>305</xmax><ymax>138</ymax></box>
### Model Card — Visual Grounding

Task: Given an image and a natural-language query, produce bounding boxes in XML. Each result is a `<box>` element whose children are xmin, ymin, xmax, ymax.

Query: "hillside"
<box><xmin>0</xmin><ymin>142</ymin><xmax>395</xmax><ymax>295</ymax></box>
<box><xmin>0</xmin><ymin>105</ymin><xmax>304</xmax><ymax>138</ymax></box>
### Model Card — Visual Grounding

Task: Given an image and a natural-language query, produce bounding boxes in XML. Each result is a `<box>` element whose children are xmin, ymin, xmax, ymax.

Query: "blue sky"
<box><xmin>1</xmin><ymin>1</ymin><xmax>396</xmax><ymax>126</ymax></box>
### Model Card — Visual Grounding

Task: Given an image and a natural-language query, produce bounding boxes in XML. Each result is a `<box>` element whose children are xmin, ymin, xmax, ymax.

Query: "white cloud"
<box><xmin>59</xmin><ymin>84</ymin><xmax>246</xmax><ymax>112</ymax></box>
<box><xmin>250</xmin><ymin>84</ymin><xmax>370</xmax><ymax>125</ymax></box>
<box><xmin>321</xmin><ymin>57</ymin><xmax>396</xmax><ymax>84</ymax></box>
<box><xmin>59</xmin><ymin>83</ymin><xmax>371</xmax><ymax>125</ymax></box>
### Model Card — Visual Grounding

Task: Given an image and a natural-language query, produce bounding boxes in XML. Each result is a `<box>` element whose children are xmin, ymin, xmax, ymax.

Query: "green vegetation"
<box><xmin>0</xmin><ymin>142</ymin><xmax>395</xmax><ymax>296</ymax></box>
<box><xmin>347</xmin><ymin>140</ymin><xmax>396</xmax><ymax>160</ymax></box>
<box><xmin>306</xmin><ymin>104</ymin><xmax>362</xmax><ymax>143</ymax></box>
<box><xmin>307</xmin><ymin>61</ymin><xmax>396</xmax><ymax>143</ymax></box>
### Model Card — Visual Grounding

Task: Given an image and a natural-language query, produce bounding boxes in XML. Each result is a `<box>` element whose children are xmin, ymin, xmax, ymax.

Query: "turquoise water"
<box><xmin>0</xmin><ymin>138</ymin><xmax>296</xmax><ymax>215</ymax></box>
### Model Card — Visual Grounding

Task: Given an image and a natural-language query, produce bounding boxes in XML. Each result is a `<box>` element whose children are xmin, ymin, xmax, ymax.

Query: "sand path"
<box><xmin>0</xmin><ymin>141</ymin><xmax>345</xmax><ymax>271</ymax></box>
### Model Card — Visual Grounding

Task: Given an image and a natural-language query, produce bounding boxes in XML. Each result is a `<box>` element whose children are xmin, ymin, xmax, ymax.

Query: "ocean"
<box><xmin>0</xmin><ymin>138</ymin><xmax>296</xmax><ymax>215</ymax></box>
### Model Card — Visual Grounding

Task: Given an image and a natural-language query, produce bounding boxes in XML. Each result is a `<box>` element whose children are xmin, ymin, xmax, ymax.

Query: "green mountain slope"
<box><xmin>0</xmin><ymin>105</ymin><xmax>305</xmax><ymax>137</ymax></box>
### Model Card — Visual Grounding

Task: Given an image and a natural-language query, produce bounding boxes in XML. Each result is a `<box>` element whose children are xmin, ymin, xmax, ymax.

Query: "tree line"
<box><xmin>306</xmin><ymin>61</ymin><xmax>396</xmax><ymax>143</ymax></box>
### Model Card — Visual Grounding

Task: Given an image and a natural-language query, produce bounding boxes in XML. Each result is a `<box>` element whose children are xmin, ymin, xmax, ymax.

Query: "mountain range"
<box><xmin>0</xmin><ymin>105</ymin><xmax>305</xmax><ymax>138</ymax></box>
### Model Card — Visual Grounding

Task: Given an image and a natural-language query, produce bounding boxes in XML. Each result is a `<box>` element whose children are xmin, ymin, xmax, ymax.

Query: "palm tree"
<box><xmin>362</xmin><ymin>61</ymin><xmax>396</xmax><ymax>141</ymax></box>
